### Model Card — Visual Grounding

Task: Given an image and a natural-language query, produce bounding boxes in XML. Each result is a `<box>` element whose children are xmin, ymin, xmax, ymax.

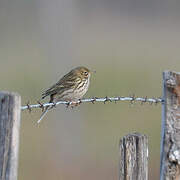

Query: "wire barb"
<box><xmin>26</xmin><ymin>101</ymin><xmax>32</xmax><ymax>113</ymax></box>
<box><xmin>104</xmin><ymin>96</ymin><xmax>109</xmax><ymax>104</ymax></box>
<box><xmin>37</xmin><ymin>101</ymin><xmax>44</xmax><ymax>112</ymax></box>
<box><xmin>91</xmin><ymin>97</ymin><xmax>96</xmax><ymax>104</ymax></box>
<box><xmin>21</xmin><ymin>96</ymin><xmax>164</xmax><ymax>111</ymax></box>
<box><xmin>130</xmin><ymin>94</ymin><xmax>135</xmax><ymax>104</ymax></box>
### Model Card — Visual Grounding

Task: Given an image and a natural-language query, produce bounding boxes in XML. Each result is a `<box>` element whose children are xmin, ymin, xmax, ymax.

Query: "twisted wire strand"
<box><xmin>21</xmin><ymin>96</ymin><xmax>164</xmax><ymax>111</ymax></box>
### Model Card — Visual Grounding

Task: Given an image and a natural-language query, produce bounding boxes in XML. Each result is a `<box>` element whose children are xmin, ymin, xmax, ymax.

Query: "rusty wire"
<box><xmin>21</xmin><ymin>96</ymin><xmax>164</xmax><ymax>111</ymax></box>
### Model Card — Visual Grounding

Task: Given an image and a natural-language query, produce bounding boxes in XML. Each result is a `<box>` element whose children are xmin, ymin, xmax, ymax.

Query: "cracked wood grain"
<box><xmin>0</xmin><ymin>92</ymin><xmax>21</xmax><ymax>180</ymax></box>
<box><xmin>160</xmin><ymin>71</ymin><xmax>180</xmax><ymax>180</ymax></box>
<box><xmin>119</xmin><ymin>133</ymin><xmax>148</xmax><ymax>180</ymax></box>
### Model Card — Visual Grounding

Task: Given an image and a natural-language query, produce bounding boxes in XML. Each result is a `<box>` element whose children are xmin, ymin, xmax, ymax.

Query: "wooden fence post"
<box><xmin>0</xmin><ymin>91</ymin><xmax>21</xmax><ymax>180</ymax></box>
<box><xmin>119</xmin><ymin>133</ymin><xmax>148</xmax><ymax>180</ymax></box>
<box><xmin>160</xmin><ymin>71</ymin><xmax>180</xmax><ymax>180</ymax></box>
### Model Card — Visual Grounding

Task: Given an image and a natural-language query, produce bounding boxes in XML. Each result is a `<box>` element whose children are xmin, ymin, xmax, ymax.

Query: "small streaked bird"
<box><xmin>37</xmin><ymin>66</ymin><xmax>91</xmax><ymax>123</ymax></box>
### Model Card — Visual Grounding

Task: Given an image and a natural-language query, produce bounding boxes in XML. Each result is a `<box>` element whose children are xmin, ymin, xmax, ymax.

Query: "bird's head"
<box><xmin>75</xmin><ymin>66</ymin><xmax>91</xmax><ymax>79</ymax></box>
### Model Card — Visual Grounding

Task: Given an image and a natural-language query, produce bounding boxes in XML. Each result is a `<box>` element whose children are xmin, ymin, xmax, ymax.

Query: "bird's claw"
<box><xmin>66</xmin><ymin>101</ymin><xmax>81</xmax><ymax>108</ymax></box>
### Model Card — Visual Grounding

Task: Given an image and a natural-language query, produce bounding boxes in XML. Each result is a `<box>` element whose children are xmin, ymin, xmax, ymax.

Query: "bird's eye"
<box><xmin>84</xmin><ymin>71</ymin><xmax>88</xmax><ymax>76</ymax></box>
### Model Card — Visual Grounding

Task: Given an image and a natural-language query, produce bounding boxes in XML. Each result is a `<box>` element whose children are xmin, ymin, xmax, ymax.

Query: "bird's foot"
<box><xmin>66</xmin><ymin>100</ymin><xmax>81</xmax><ymax>108</ymax></box>
<box><xmin>52</xmin><ymin>102</ymin><xmax>56</xmax><ymax>108</ymax></box>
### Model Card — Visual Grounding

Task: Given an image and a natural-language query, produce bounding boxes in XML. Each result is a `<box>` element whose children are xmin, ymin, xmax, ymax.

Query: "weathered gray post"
<box><xmin>160</xmin><ymin>71</ymin><xmax>180</xmax><ymax>180</ymax></box>
<box><xmin>119</xmin><ymin>133</ymin><xmax>148</xmax><ymax>180</ymax></box>
<box><xmin>0</xmin><ymin>91</ymin><xmax>21</xmax><ymax>180</ymax></box>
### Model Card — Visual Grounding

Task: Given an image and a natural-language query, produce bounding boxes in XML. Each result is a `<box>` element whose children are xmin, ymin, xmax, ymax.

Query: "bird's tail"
<box><xmin>37</xmin><ymin>106</ymin><xmax>52</xmax><ymax>124</ymax></box>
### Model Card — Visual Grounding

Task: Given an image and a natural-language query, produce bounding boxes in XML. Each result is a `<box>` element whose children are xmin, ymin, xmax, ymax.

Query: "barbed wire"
<box><xmin>21</xmin><ymin>96</ymin><xmax>164</xmax><ymax>111</ymax></box>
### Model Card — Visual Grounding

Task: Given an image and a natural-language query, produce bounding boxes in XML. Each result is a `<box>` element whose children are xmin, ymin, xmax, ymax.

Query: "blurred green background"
<box><xmin>1</xmin><ymin>0</ymin><xmax>180</xmax><ymax>179</ymax></box>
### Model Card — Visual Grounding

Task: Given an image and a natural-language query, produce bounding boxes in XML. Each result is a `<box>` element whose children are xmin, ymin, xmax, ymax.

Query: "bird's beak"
<box><xmin>90</xmin><ymin>70</ymin><xmax>96</xmax><ymax>73</ymax></box>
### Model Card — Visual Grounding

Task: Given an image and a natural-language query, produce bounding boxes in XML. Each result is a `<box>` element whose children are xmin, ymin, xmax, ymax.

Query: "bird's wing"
<box><xmin>42</xmin><ymin>72</ymin><xmax>81</xmax><ymax>99</ymax></box>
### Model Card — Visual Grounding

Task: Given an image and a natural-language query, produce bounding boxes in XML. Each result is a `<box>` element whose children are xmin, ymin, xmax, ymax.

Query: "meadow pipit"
<box><xmin>37</xmin><ymin>66</ymin><xmax>91</xmax><ymax>123</ymax></box>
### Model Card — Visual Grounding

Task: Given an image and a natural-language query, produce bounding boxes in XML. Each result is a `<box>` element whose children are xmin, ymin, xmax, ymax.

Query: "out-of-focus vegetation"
<box><xmin>1</xmin><ymin>0</ymin><xmax>180</xmax><ymax>179</ymax></box>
